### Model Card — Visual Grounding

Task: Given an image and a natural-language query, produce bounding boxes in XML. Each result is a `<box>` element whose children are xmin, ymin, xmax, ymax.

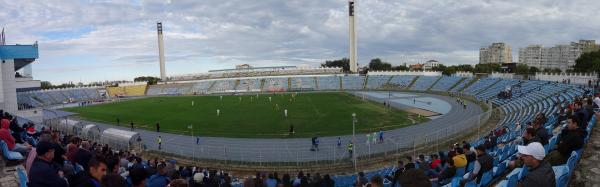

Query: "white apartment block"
<box><xmin>518</xmin><ymin>40</ymin><xmax>599</xmax><ymax>72</ymax></box>
<box><xmin>479</xmin><ymin>43</ymin><xmax>513</xmax><ymax>64</ymax></box>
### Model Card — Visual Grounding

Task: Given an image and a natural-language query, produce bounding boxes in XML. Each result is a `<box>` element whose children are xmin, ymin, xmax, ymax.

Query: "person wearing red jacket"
<box><xmin>0</xmin><ymin>119</ymin><xmax>31</xmax><ymax>156</ymax></box>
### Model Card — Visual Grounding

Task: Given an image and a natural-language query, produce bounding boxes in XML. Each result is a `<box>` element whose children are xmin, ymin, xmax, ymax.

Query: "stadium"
<box><xmin>1</xmin><ymin>1</ymin><xmax>600</xmax><ymax>187</ymax></box>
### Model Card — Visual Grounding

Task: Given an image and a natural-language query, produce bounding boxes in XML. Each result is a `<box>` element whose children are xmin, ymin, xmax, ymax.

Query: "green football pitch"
<box><xmin>63</xmin><ymin>92</ymin><xmax>426</xmax><ymax>138</ymax></box>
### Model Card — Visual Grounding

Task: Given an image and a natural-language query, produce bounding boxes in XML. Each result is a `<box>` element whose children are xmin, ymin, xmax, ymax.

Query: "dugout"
<box><xmin>101</xmin><ymin>128</ymin><xmax>141</xmax><ymax>150</ymax></box>
<box><xmin>54</xmin><ymin>119</ymin><xmax>84</xmax><ymax>136</ymax></box>
<box><xmin>81</xmin><ymin>124</ymin><xmax>101</xmax><ymax>142</ymax></box>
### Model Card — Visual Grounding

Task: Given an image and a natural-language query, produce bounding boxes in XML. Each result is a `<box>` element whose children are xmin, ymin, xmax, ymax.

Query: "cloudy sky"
<box><xmin>1</xmin><ymin>0</ymin><xmax>599</xmax><ymax>84</ymax></box>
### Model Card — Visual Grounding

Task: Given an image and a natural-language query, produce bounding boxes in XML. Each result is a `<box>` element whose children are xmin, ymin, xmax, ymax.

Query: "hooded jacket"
<box><xmin>0</xmin><ymin>118</ymin><xmax>16</xmax><ymax>150</ymax></box>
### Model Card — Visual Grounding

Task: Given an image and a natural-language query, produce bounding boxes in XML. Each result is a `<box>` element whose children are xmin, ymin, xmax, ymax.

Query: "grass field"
<box><xmin>63</xmin><ymin>92</ymin><xmax>426</xmax><ymax>138</ymax></box>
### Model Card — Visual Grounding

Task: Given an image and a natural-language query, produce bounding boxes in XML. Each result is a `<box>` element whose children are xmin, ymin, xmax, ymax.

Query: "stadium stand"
<box><xmin>106</xmin><ymin>84</ymin><xmax>147</xmax><ymax>97</ymax></box>
<box><xmin>462</xmin><ymin>78</ymin><xmax>502</xmax><ymax>95</ymax></box>
<box><xmin>388</xmin><ymin>75</ymin><xmax>417</xmax><ymax>89</ymax></box>
<box><xmin>410</xmin><ymin>76</ymin><xmax>440</xmax><ymax>91</ymax></box>
<box><xmin>431</xmin><ymin>76</ymin><xmax>464</xmax><ymax>92</ymax></box>
<box><xmin>262</xmin><ymin>77</ymin><xmax>288</xmax><ymax>92</ymax></box>
<box><xmin>317</xmin><ymin>76</ymin><xmax>341</xmax><ymax>90</ymax></box>
<box><xmin>341</xmin><ymin>75</ymin><xmax>365</xmax><ymax>90</ymax></box>
<box><xmin>290</xmin><ymin>77</ymin><xmax>317</xmax><ymax>91</ymax></box>
<box><xmin>450</xmin><ymin>77</ymin><xmax>475</xmax><ymax>93</ymax></box>
<box><xmin>17</xmin><ymin>88</ymin><xmax>104</xmax><ymax>108</ymax></box>
<box><xmin>366</xmin><ymin>75</ymin><xmax>391</xmax><ymax>90</ymax></box>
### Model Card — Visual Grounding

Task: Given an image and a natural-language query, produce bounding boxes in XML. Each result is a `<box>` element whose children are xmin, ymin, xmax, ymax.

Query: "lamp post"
<box><xmin>352</xmin><ymin>113</ymin><xmax>357</xmax><ymax>173</ymax></box>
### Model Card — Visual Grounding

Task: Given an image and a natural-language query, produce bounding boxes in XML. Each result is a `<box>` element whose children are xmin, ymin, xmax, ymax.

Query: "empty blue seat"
<box><xmin>494</xmin><ymin>161</ymin><xmax>507</xmax><ymax>177</ymax></box>
<box><xmin>17</xmin><ymin>167</ymin><xmax>27</xmax><ymax>187</ymax></box>
<box><xmin>478</xmin><ymin>171</ymin><xmax>492</xmax><ymax>187</ymax></box>
<box><xmin>0</xmin><ymin>140</ymin><xmax>23</xmax><ymax>160</ymax></box>
<box><xmin>464</xmin><ymin>180</ymin><xmax>477</xmax><ymax>187</ymax></box>
<box><xmin>455</xmin><ymin>167</ymin><xmax>466</xmax><ymax>178</ymax></box>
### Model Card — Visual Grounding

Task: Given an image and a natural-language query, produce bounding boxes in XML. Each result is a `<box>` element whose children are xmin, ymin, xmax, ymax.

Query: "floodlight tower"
<box><xmin>157</xmin><ymin>22</ymin><xmax>166</xmax><ymax>80</ymax></box>
<box><xmin>348</xmin><ymin>0</ymin><xmax>358</xmax><ymax>73</ymax></box>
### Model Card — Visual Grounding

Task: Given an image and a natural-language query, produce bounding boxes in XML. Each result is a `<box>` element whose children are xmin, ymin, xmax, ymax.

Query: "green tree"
<box><xmin>392</xmin><ymin>65</ymin><xmax>408</xmax><ymax>71</ymax></box>
<box><xmin>515</xmin><ymin>64</ymin><xmax>529</xmax><ymax>74</ymax></box>
<box><xmin>573</xmin><ymin>50</ymin><xmax>600</xmax><ymax>73</ymax></box>
<box><xmin>528</xmin><ymin>67</ymin><xmax>539</xmax><ymax>74</ymax></box>
<box><xmin>40</xmin><ymin>81</ymin><xmax>53</xmax><ymax>89</ymax></box>
<box><xmin>455</xmin><ymin>64</ymin><xmax>474</xmax><ymax>72</ymax></box>
<box><xmin>134</xmin><ymin>76</ymin><xmax>160</xmax><ymax>85</ymax></box>
<box><xmin>442</xmin><ymin>66</ymin><xmax>457</xmax><ymax>76</ymax></box>
<box><xmin>474</xmin><ymin>63</ymin><xmax>502</xmax><ymax>73</ymax></box>
<box><xmin>368</xmin><ymin>58</ymin><xmax>392</xmax><ymax>70</ymax></box>
<box><xmin>321</xmin><ymin>58</ymin><xmax>350</xmax><ymax>72</ymax></box>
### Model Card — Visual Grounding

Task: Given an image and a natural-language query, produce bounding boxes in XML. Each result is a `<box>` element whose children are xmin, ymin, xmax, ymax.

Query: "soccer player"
<box><xmin>192</xmin><ymin>100</ymin><xmax>194</xmax><ymax>106</ymax></box>
<box><xmin>217</xmin><ymin>109</ymin><xmax>220</xmax><ymax>116</ymax></box>
<box><xmin>269</xmin><ymin>97</ymin><xmax>272</xmax><ymax>102</ymax></box>
<box><xmin>196</xmin><ymin>136</ymin><xmax>200</xmax><ymax>145</ymax></box>
<box><xmin>156</xmin><ymin>122</ymin><xmax>160</xmax><ymax>132</ymax></box>
<box><xmin>289</xmin><ymin>124</ymin><xmax>295</xmax><ymax>135</ymax></box>
<box><xmin>348</xmin><ymin>142</ymin><xmax>353</xmax><ymax>158</ymax></box>
<box><xmin>157</xmin><ymin>136</ymin><xmax>162</xmax><ymax>150</ymax></box>
<box><xmin>284</xmin><ymin>109</ymin><xmax>288</xmax><ymax>118</ymax></box>
<box><xmin>337</xmin><ymin>137</ymin><xmax>342</xmax><ymax>148</ymax></box>
<box><xmin>130</xmin><ymin>122</ymin><xmax>134</xmax><ymax>131</ymax></box>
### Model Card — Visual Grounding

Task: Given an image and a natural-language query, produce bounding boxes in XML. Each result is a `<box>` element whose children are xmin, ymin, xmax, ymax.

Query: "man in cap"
<box><xmin>517</xmin><ymin>142</ymin><xmax>555</xmax><ymax>187</ymax></box>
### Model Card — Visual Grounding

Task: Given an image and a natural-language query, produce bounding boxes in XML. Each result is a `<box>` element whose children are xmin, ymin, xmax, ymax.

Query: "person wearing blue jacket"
<box><xmin>146</xmin><ymin>163</ymin><xmax>170</xmax><ymax>187</ymax></box>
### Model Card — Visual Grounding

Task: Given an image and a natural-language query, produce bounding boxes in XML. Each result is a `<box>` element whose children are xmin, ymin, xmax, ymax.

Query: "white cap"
<box><xmin>517</xmin><ymin>142</ymin><xmax>546</xmax><ymax>160</ymax></box>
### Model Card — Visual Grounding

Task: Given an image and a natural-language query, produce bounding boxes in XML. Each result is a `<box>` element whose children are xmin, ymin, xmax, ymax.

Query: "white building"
<box><xmin>423</xmin><ymin>60</ymin><xmax>440</xmax><ymax>70</ymax></box>
<box><xmin>518</xmin><ymin>40</ymin><xmax>599</xmax><ymax>72</ymax></box>
<box><xmin>479</xmin><ymin>43</ymin><xmax>512</xmax><ymax>64</ymax></box>
<box><xmin>0</xmin><ymin>42</ymin><xmax>40</xmax><ymax>112</ymax></box>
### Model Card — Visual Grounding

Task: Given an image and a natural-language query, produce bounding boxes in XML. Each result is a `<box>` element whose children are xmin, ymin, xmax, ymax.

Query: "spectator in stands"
<box><xmin>463</xmin><ymin>143</ymin><xmax>476</xmax><ymax>163</ymax></box>
<box><xmin>404</xmin><ymin>156</ymin><xmax>416</xmax><ymax>169</ymax></box>
<box><xmin>282</xmin><ymin>174</ymin><xmax>292</xmax><ymax>187</ymax></box>
<box><xmin>416</xmin><ymin>154</ymin><xmax>428</xmax><ymax>169</ymax></box>
<box><xmin>169</xmin><ymin>179</ymin><xmax>189</xmax><ymax>187</ymax></box>
<box><xmin>517</xmin><ymin>142</ymin><xmax>556</xmax><ymax>187</ymax></box>
<box><xmin>532</xmin><ymin>120</ymin><xmax>550</xmax><ymax>145</ymax></box>
<box><xmin>101</xmin><ymin>174</ymin><xmax>127</xmax><ymax>187</ymax></box>
<box><xmin>70</xmin><ymin>155</ymin><xmax>108</xmax><ymax>187</ymax></box>
<box><xmin>573</xmin><ymin>101</ymin><xmax>589</xmax><ymax>128</ymax></box>
<box><xmin>147</xmin><ymin>163</ymin><xmax>170</xmax><ymax>187</ymax></box>
<box><xmin>396</xmin><ymin>167</ymin><xmax>431</xmax><ymax>187</ymax></box>
<box><xmin>584</xmin><ymin>98</ymin><xmax>594</xmax><ymax>121</ymax></box>
<box><xmin>469</xmin><ymin>145</ymin><xmax>493</xmax><ymax>183</ymax></box>
<box><xmin>429</xmin><ymin>154</ymin><xmax>441</xmax><ymax>172</ymax></box>
<box><xmin>130</xmin><ymin>167</ymin><xmax>148</xmax><ymax>187</ymax></box>
<box><xmin>0</xmin><ymin>118</ymin><xmax>31</xmax><ymax>156</ymax></box>
<box><xmin>8</xmin><ymin>118</ymin><xmax>25</xmax><ymax>144</ymax></box>
<box><xmin>546</xmin><ymin>116</ymin><xmax>587</xmax><ymax>166</ymax></box>
<box><xmin>28</xmin><ymin>141</ymin><xmax>68</xmax><ymax>187</ymax></box>
<box><xmin>390</xmin><ymin>160</ymin><xmax>405</xmax><ymax>187</ymax></box>
<box><xmin>76</xmin><ymin>141</ymin><xmax>93</xmax><ymax>171</ymax></box>
<box><xmin>355</xmin><ymin>172</ymin><xmax>368</xmax><ymax>187</ymax></box>
<box><xmin>369</xmin><ymin>175</ymin><xmax>384</xmax><ymax>187</ymax></box>
<box><xmin>523</xmin><ymin>128</ymin><xmax>541</xmax><ymax>145</ymax></box>
<box><xmin>434</xmin><ymin>158</ymin><xmax>456</xmax><ymax>186</ymax></box>
<box><xmin>452</xmin><ymin>148</ymin><xmax>467</xmax><ymax>168</ymax></box>
<box><xmin>266</xmin><ymin>173</ymin><xmax>278</xmax><ymax>187</ymax></box>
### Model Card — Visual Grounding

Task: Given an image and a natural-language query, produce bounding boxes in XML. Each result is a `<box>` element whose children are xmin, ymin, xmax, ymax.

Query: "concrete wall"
<box><xmin>534</xmin><ymin>72</ymin><xmax>598</xmax><ymax>85</ymax></box>
<box><xmin>1</xmin><ymin>59</ymin><xmax>17</xmax><ymax>111</ymax></box>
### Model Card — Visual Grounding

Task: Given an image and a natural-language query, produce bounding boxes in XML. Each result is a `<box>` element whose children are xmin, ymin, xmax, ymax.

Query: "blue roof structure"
<box><xmin>0</xmin><ymin>43</ymin><xmax>39</xmax><ymax>60</ymax></box>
